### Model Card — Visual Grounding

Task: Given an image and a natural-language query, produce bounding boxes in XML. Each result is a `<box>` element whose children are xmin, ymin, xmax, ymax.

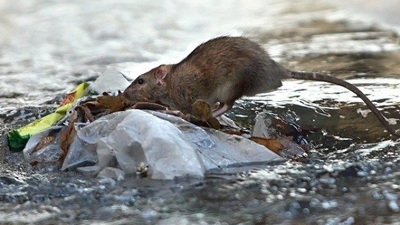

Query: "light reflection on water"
<box><xmin>245</xmin><ymin>78</ymin><xmax>400</xmax><ymax>107</ymax></box>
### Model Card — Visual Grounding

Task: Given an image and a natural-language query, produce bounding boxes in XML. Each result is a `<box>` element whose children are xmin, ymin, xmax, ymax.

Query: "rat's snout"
<box><xmin>122</xmin><ymin>82</ymin><xmax>141</xmax><ymax>100</ymax></box>
<box><xmin>122</xmin><ymin>81</ymin><xmax>153</xmax><ymax>102</ymax></box>
<box><xmin>122</xmin><ymin>88</ymin><xmax>135</xmax><ymax>101</ymax></box>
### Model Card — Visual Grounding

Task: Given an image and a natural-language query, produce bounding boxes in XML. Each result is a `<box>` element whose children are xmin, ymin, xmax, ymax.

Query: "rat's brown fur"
<box><xmin>123</xmin><ymin>36</ymin><xmax>398</xmax><ymax>137</ymax></box>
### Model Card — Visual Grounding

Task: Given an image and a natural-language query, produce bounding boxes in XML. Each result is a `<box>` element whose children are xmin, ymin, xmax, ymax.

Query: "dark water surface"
<box><xmin>1</xmin><ymin>1</ymin><xmax>400</xmax><ymax>224</ymax></box>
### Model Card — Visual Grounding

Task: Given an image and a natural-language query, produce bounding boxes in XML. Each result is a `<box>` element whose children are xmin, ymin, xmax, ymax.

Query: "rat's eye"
<box><xmin>137</xmin><ymin>78</ymin><xmax>144</xmax><ymax>85</ymax></box>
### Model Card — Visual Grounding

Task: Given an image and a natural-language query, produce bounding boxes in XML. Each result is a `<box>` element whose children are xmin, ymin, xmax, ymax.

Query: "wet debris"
<box><xmin>11</xmin><ymin>68</ymin><xmax>312</xmax><ymax>179</ymax></box>
<box><xmin>30</xmin><ymin>87</ymin><xmax>308</xmax><ymax>166</ymax></box>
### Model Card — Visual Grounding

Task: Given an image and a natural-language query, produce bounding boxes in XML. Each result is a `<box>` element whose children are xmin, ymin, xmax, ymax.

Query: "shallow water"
<box><xmin>1</xmin><ymin>0</ymin><xmax>400</xmax><ymax>224</ymax></box>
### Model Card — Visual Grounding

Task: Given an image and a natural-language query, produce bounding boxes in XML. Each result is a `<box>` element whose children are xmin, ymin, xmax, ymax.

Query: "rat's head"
<box><xmin>122</xmin><ymin>65</ymin><xmax>171</xmax><ymax>103</ymax></box>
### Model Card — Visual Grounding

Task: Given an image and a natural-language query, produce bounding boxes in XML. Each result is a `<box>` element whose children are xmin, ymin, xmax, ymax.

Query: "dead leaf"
<box><xmin>59</xmin><ymin>111</ymin><xmax>78</xmax><ymax>162</ymax></box>
<box><xmin>80</xmin><ymin>100</ymin><xmax>111</xmax><ymax>119</ymax></box>
<box><xmin>76</xmin><ymin>105</ymin><xmax>95</xmax><ymax>122</ymax></box>
<box><xmin>191</xmin><ymin>100</ymin><xmax>221</xmax><ymax>129</ymax></box>
<box><xmin>250</xmin><ymin>136</ymin><xmax>308</xmax><ymax>160</ymax></box>
<box><xmin>32</xmin><ymin>136</ymin><xmax>55</xmax><ymax>154</ymax></box>
<box><xmin>60</xmin><ymin>90</ymin><xmax>77</xmax><ymax>106</ymax></box>
<box><xmin>192</xmin><ymin>99</ymin><xmax>212</xmax><ymax>120</ymax></box>
<box><xmin>97</xmin><ymin>91</ymin><xmax>130</xmax><ymax>112</ymax></box>
<box><xmin>206</xmin><ymin>117</ymin><xmax>221</xmax><ymax>130</ymax></box>
<box><xmin>250</xmin><ymin>137</ymin><xmax>284</xmax><ymax>154</ymax></box>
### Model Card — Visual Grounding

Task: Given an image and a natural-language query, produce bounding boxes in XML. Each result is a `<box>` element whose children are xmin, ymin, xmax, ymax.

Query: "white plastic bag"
<box><xmin>64</xmin><ymin>110</ymin><xmax>282</xmax><ymax>179</ymax></box>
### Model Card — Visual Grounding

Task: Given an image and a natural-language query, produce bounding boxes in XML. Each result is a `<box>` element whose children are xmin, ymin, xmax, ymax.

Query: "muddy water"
<box><xmin>1</xmin><ymin>0</ymin><xmax>400</xmax><ymax>224</ymax></box>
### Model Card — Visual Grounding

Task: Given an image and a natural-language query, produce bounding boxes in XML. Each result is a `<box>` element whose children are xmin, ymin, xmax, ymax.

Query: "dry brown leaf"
<box><xmin>80</xmin><ymin>101</ymin><xmax>111</xmax><ymax>119</ymax></box>
<box><xmin>97</xmin><ymin>91</ymin><xmax>130</xmax><ymax>112</ymax></box>
<box><xmin>250</xmin><ymin>136</ymin><xmax>308</xmax><ymax>160</ymax></box>
<box><xmin>190</xmin><ymin>100</ymin><xmax>221</xmax><ymax>129</ymax></box>
<box><xmin>76</xmin><ymin>105</ymin><xmax>95</xmax><ymax>122</ymax></box>
<box><xmin>192</xmin><ymin>99</ymin><xmax>212</xmax><ymax>120</ymax></box>
<box><xmin>59</xmin><ymin>111</ymin><xmax>78</xmax><ymax>162</ymax></box>
<box><xmin>207</xmin><ymin>117</ymin><xmax>221</xmax><ymax>130</ymax></box>
<box><xmin>60</xmin><ymin>90</ymin><xmax>77</xmax><ymax>106</ymax></box>
<box><xmin>32</xmin><ymin>136</ymin><xmax>55</xmax><ymax>154</ymax></box>
<box><xmin>249</xmin><ymin>137</ymin><xmax>284</xmax><ymax>155</ymax></box>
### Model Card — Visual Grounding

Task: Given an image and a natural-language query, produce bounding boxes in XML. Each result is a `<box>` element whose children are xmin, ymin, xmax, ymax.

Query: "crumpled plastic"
<box><xmin>74</xmin><ymin>110</ymin><xmax>282</xmax><ymax>179</ymax></box>
<box><xmin>22</xmin><ymin>126</ymin><xmax>65</xmax><ymax>165</ymax></box>
<box><xmin>23</xmin><ymin>109</ymin><xmax>282</xmax><ymax>180</ymax></box>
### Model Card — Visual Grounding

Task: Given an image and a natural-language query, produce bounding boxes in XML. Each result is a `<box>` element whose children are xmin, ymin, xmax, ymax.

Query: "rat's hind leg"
<box><xmin>210</xmin><ymin>82</ymin><xmax>242</xmax><ymax>117</ymax></box>
<box><xmin>212</xmin><ymin>103</ymin><xmax>232</xmax><ymax>117</ymax></box>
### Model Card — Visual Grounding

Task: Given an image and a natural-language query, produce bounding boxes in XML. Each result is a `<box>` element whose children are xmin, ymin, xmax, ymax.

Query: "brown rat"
<box><xmin>123</xmin><ymin>36</ymin><xmax>399</xmax><ymax>137</ymax></box>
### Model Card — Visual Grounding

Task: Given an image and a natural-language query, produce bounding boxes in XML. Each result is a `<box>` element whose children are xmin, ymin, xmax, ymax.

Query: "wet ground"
<box><xmin>1</xmin><ymin>0</ymin><xmax>400</xmax><ymax>224</ymax></box>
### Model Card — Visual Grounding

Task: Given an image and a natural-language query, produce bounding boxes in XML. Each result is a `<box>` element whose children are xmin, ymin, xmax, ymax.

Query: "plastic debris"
<box><xmin>23</xmin><ymin>109</ymin><xmax>283</xmax><ymax>179</ymax></box>
<box><xmin>89</xmin><ymin>67</ymin><xmax>131</xmax><ymax>94</ymax></box>
<box><xmin>8</xmin><ymin>82</ymin><xmax>90</xmax><ymax>152</ymax></box>
<box><xmin>7</xmin><ymin>67</ymin><xmax>130</xmax><ymax>152</ymax></box>
<box><xmin>16</xmin><ymin>67</ymin><xmax>311</xmax><ymax>180</ymax></box>
<box><xmin>22</xmin><ymin>126</ymin><xmax>65</xmax><ymax>165</ymax></box>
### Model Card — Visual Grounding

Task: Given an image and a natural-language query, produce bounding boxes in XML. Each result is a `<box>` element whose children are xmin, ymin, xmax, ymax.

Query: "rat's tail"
<box><xmin>288</xmin><ymin>71</ymin><xmax>399</xmax><ymax>138</ymax></box>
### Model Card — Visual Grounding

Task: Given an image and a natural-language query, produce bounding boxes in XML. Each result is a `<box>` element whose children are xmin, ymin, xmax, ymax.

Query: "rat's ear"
<box><xmin>155</xmin><ymin>65</ymin><xmax>168</xmax><ymax>85</ymax></box>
